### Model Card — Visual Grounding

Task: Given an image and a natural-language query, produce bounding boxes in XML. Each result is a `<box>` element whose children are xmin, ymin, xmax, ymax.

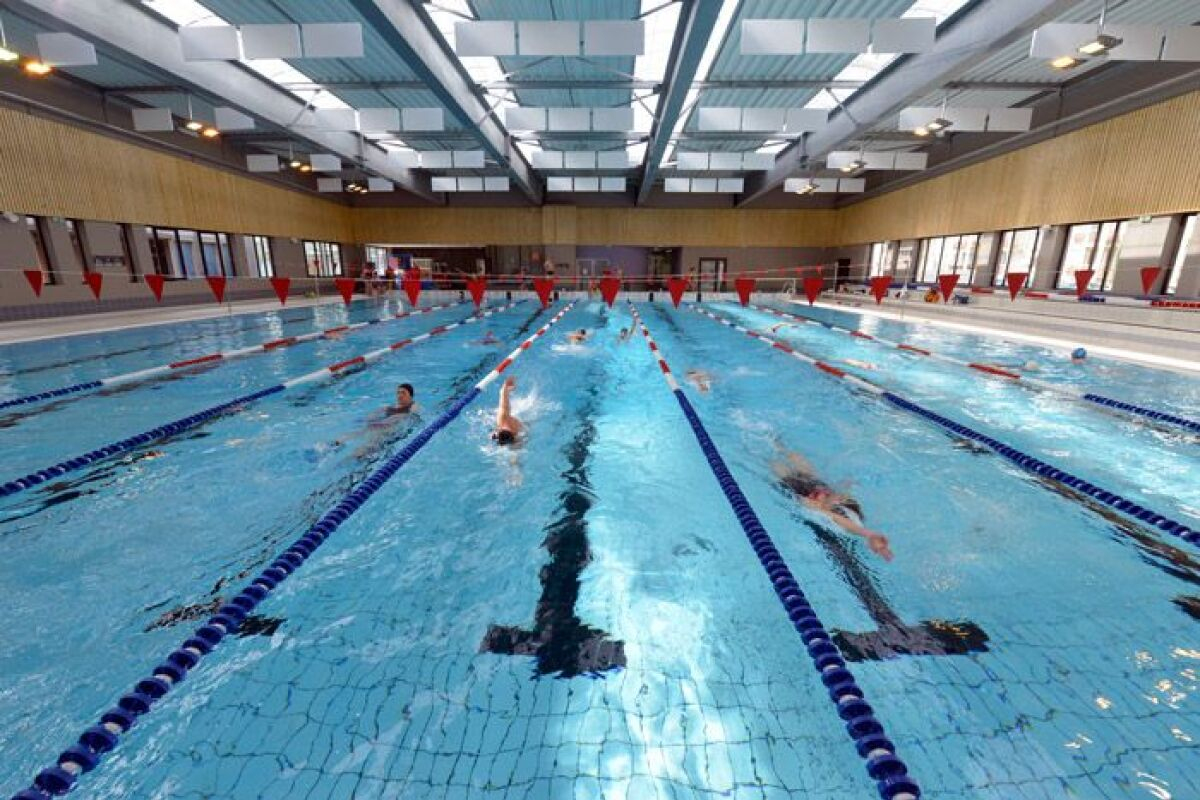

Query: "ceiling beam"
<box><xmin>347</xmin><ymin>0</ymin><xmax>542</xmax><ymax>204</ymax></box>
<box><xmin>737</xmin><ymin>0</ymin><xmax>1079</xmax><ymax>207</ymax></box>
<box><xmin>635</xmin><ymin>0</ymin><xmax>725</xmax><ymax>205</ymax></box>
<box><xmin>6</xmin><ymin>0</ymin><xmax>439</xmax><ymax>203</ymax></box>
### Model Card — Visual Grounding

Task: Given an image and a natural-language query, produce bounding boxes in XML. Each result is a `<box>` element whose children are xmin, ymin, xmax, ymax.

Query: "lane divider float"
<box><xmin>0</xmin><ymin>302</ymin><xmax>464</xmax><ymax>411</ymax></box>
<box><xmin>690</xmin><ymin>304</ymin><xmax>1200</xmax><ymax>549</ymax></box>
<box><xmin>6</xmin><ymin>302</ymin><xmax>576</xmax><ymax>800</ymax></box>
<box><xmin>0</xmin><ymin>302</ymin><xmax>521</xmax><ymax>500</ymax></box>
<box><xmin>748</xmin><ymin>303</ymin><xmax>1200</xmax><ymax>435</ymax></box>
<box><xmin>627</xmin><ymin>303</ymin><xmax>921</xmax><ymax>800</ymax></box>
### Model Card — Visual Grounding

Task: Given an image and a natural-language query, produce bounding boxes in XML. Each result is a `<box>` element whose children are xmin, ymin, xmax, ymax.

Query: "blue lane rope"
<box><xmin>1081</xmin><ymin>393</ymin><xmax>1200</xmax><ymax>434</ymax></box>
<box><xmin>0</xmin><ymin>381</ymin><xmax>104</xmax><ymax>411</ymax></box>
<box><xmin>670</xmin><ymin>390</ymin><xmax>920</xmax><ymax>800</ymax></box>
<box><xmin>8</xmin><ymin>386</ymin><xmax>483</xmax><ymax>800</ymax></box>
<box><xmin>0</xmin><ymin>386</ymin><xmax>285</xmax><ymax>499</ymax></box>
<box><xmin>882</xmin><ymin>392</ymin><xmax>1199</xmax><ymax>547</ymax></box>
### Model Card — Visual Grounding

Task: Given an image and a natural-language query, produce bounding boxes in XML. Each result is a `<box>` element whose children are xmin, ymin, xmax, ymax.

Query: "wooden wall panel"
<box><xmin>353</xmin><ymin>207</ymin><xmax>546</xmax><ymax>245</ymax></box>
<box><xmin>0</xmin><ymin>106</ymin><xmax>351</xmax><ymax>240</ymax></box>
<box><xmin>839</xmin><ymin>89</ymin><xmax>1200</xmax><ymax>245</ymax></box>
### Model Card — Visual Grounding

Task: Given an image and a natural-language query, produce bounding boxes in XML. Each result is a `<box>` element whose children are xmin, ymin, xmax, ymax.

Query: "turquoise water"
<box><xmin>0</xmin><ymin>296</ymin><xmax>1197</xmax><ymax>798</ymax></box>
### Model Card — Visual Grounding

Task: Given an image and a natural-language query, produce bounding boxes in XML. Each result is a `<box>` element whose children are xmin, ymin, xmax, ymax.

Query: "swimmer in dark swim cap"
<box><xmin>491</xmin><ymin>376</ymin><xmax>523</xmax><ymax>446</ymax></box>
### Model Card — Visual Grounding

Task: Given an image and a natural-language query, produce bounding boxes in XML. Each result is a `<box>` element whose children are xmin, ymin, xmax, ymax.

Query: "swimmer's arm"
<box><xmin>496</xmin><ymin>378</ymin><xmax>514</xmax><ymax>427</ymax></box>
<box><xmin>815</xmin><ymin>505</ymin><xmax>894</xmax><ymax>562</ymax></box>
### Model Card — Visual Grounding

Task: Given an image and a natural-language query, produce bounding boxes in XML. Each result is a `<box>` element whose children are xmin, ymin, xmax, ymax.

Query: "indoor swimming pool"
<box><xmin>1</xmin><ymin>295</ymin><xmax>1197</xmax><ymax>799</ymax></box>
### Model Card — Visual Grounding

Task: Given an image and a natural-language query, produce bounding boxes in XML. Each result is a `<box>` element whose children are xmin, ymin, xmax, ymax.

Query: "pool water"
<box><xmin>0</xmin><ymin>296</ymin><xmax>1197</xmax><ymax>799</ymax></box>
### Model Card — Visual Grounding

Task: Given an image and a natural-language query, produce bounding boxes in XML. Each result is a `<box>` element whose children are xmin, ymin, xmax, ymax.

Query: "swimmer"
<box><xmin>326</xmin><ymin>382</ymin><xmax>418</xmax><ymax>453</ymax></box>
<box><xmin>618</xmin><ymin>327</ymin><xmax>634</xmax><ymax>343</ymax></box>
<box><xmin>379</xmin><ymin>382</ymin><xmax>417</xmax><ymax>418</ymax></box>
<box><xmin>769</xmin><ymin>322</ymin><xmax>798</xmax><ymax>333</ymax></box>
<box><xmin>1071</xmin><ymin>347</ymin><xmax>1088</xmax><ymax>363</ymax></box>
<box><xmin>685</xmin><ymin>369</ymin><xmax>712</xmax><ymax>393</ymax></box>
<box><xmin>491</xmin><ymin>376</ymin><xmax>524</xmax><ymax>446</ymax></box>
<box><xmin>566</xmin><ymin>328</ymin><xmax>589</xmax><ymax>344</ymax></box>
<box><xmin>841</xmin><ymin>358</ymin><xmax>878</xmax><ymax>371</ymax></box>
<box><xmin>475</xmin><ymin>330</ymin><xmax>500</xmax><ymax>346</ymax></box>
<box><xmin>772</xmin><ymin>449</ymin><xmax>893</xmax><ymax>561</ymax></box>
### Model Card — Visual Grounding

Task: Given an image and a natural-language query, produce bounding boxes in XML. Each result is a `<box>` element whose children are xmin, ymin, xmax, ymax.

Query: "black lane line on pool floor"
<box><xmin>137</xmin><ymin>306</ymin><xmax>548</xmax><ymax>637</ymax></box>
<box><xmin>480</xmin><ymin>309</ymin><xmax>626</xmax><ymax>678</ymax></box>
<box><xmin>653</xmin><ymin>303</ymin><xmax>990</xmax><ymax>662</ymax></box>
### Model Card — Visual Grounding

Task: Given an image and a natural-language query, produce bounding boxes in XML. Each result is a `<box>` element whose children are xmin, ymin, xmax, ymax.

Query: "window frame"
<box><xmin>25</xmin><ymin>215</ymin><xmax>58</xmax><ymax>285</ymax></box>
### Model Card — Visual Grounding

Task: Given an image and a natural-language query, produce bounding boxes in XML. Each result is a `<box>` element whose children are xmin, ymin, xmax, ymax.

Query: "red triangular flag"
<box><xmin>144</xmin><ymin>273</ymin><xmax>165</xmax><ymax>301</ymax></box>
<box><xmin>937</xmin><ymin>274</ymin><xmax>959</xmax><ymax>303</ymax></box>
<box><xmin>803</xmin><ymin>276</ymin><xmax>823</xmax><ymax>305</ymax></box>
<box><xmin>269</xmin><ymin>277</ymin><xmax>290</xmax><ymax>305</ymax></box>
<box><xmin>402</xmin><ymin>276</ymin><xmax>421</xmax><ymax>306</ymax></box>
<box><xmin>1072</xmin><ymin>269</ymin><xmax>1094</xmax><ymax>298</ymax></box>
<box><xmin>1005</xmin><ymin>272</ymin><xmax>1028</xmax><ymax>301</ymax></box>
<box><xmin>667</xmin><ymin>277</ymin><xmax>688</xmax><ymax>308</ymax></box>
<box><xmin>599</xmin><ymin>276</ymin><xmax>620</xmax><ymax>307</ymax></box>
<box><xmin>1140</xmin><ymin>265</ymin><xmax>1162</xmax><ymax>295</ymax></box>
<box><xmin>335</xmin><ymin>278</ymin><xmax>356</xmax><ymax>305</ymax></box>
<box><xmin>206</xmin><ymin>275</ymin><xmax>226</xmax><ymax>304</ymax></box>
<box><xmin>23</xmin><ymin>269</ymin><xmax>44</xmax><ymax>298</ymax></box>
<box><xmin>734</xmin><ymin>277</ymin><xmax>755</xmax><ymax>307</ymax></box>
<box><xmin>84</xmin><ymin>271</ymin><xmax>103</xmax><ymax>300</ymax></box>
<box><xmin>466</xmin><ymin>277</ymin><xmax>486</xmax><ymax>308</ymax></box>
<box><xmin>869</xmin><ymin>275</ymin><xmax>891</xmax><ymax>305</ymax></box>
<box><xmin>533</xmin><ymin>277</ymin><xmax>554</xmax><ymax>309</ymax></box>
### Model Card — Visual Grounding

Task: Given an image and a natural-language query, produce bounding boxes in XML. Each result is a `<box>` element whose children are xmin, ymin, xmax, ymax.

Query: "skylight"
<box><xmin>659</xmin><ymin>0</ymin><xmax>738</xmax><ymax>167</ymax></box>
<box><xmin>630</xmin><ymin>0</ymin><xmax>684</xmax><ymax>165</ymax></box>
<box><xmin>426</xmin><ymin>0</ymin><xmax>513</xmax><ymax>114</ymax></box>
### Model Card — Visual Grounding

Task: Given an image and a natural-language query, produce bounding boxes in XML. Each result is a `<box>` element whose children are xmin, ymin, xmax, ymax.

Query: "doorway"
<box><xmin>698</xmin><ymin>257</ymin><xmax>727</xmax><ymax>292</ymax></box>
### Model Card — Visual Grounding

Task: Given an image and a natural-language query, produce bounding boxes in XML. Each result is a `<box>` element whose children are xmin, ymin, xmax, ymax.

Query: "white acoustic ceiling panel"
<box><xmin>368</xmin><ymin>178</ymin><xmax>394</xmax><ymax>192</ymax></box>
<box><xmin>389</xmin><ymin>150</ymin><xmax>420</xmax><ymax>168</ymax></box>
<box><xmin>986</xmin><ymin>107</ymin><xmax>1033</xmax><ymax>132</ymax></box>
<box><xmin>246</xmin><ymin>154</ymin><xmax>279</xmax><ymax>173</ymax></box>
<box><xmin>549</xmin><ymin>108</ymin><xmax>590</xmax><ymax>131</ymax></box>
<box><xmin>1103</xmin><ymin>25</ymin><xmax>1165</xmax><ymax>61</ymax></box>
<box><xmin>784</xmin><ymin>178</ymin><xmax>811</xmax><ymax>193</ymax></box>
<box><xmin>310</xmin><ymin>154</ymin><xmax>341</xmax><ymax>172</ymax></box>
<box><xmin>806</xmin><ymin>18</ymin><xmax>870</xmax><ymax>53</ymax></box>
<box><xmin>743</xmin><ymin>152</ymin><xmax>775</xmax><ymax>170</ymax></box>
<box><xmin>455</xmin><ymin>21</ymin><xmax>516</xmax><ymax>56</ymax></box>
<box><xmin>359</xmin><ymin>108</ymin><xmax>400</xmax><ymax>132</ymax></box>
<box><xmin>862</xmin><ymin>152</ymin><xmax>895</xmax><ymax>170</ymax></box>
<box><xmin>676</xmin><ymin>152</ymin><xmax>709</xmax><ymax>170</ymax></box>
<box><xmin>600</xmin><ymin>177</ymin><xmax>626</xmax><ymax>192</ymax></box>
<box><xmin>717</xmin><ymin>178</ymin><xmax>745</xmax><ymax>193</ymax></box>
<box><xmin>597</xmin><ymin>151</ymin><xmax>631</xmax><ymax>169</ymax></box>
<box><xmin>484</xmin><ymin>177</ymin><xmax>510</xmax><ymax>192</ymax></box>
<box><xmin>691</xmin><ymin>178</ymin><xmax>718</xmax><ymax>192</ymax></box>
<box><xmin>813</xmin><ymin>178</ymin><xmax>840</xmax><ymax>193</ymax></box>
<box><xmin>893</xmin><ymin>152</ymin><xmax>928</xmax><ymax>170</ymax></box>
<box><xmin>573</xmin><ymin>176</ymin><xmax>599</xmax><ymax>192</ymax></box>
<box><xmin>826</xmin><ymin>151</ymin><xmax>854</xmax><ymax>169</ymax></box>
<box><xmin>453</xmin><ymin>150</ymin><xmax>486</xmax><ymax>168</ymax></box>
<box><xmin>420</xmin><ymin>151</ymin><xmax>453</xmax><ymax>169</ymax></box>
<box><xmin>132</xmin><ymin>107</ymin><xmax>174</xmax><ymax>132</ymax></box>
<box><xmin>584</xmin><ymin>21</ymin><xmax>644</xmax><ymax>56</ymax></box>
<box><xmin>697</xmin><ymin>107</ymin><xmax>741</xmax><ymax>131</ymax></box>
<box><xmin>36</xmin><ymin>32</ymin><xmax>97</xmax><ymax>66</ymax></box>
<box><xmin>839</xmin><ymin>178</ymin><xmax>866</xmax><ymax>193</ymax></box>
<box><xmin>302</xmin><ymin>23</ymin><xmax>363</xmax><ymax>58</ymax></box>
<box><xmin>592</xmin><ymin>107</ymin><xmax>634</xmax><ymax>131</ymax></box>
<box><xmin>317</xmin><ymin>177</ymin><xmax>343</xmax><ymax>192</ymax></box>
<box><xmin>506</xmin><ymin>107</ymin><xmax>546</xmax><ymax>130</ymax></box>
<box><xmin>215</xmin><ymin>107</ymin><xmax>254</xmax><ymax>131</ymax></box>
<box><xmin>564</xmin><ymin>151</ymin><xmax>596</xmax><ymax>169</ymax></box>
<box><xmin>871</xmin><ymin>17</ymin><xmax>935</xmax><ymax>53</ymax></box>
<box><xmin>898</xmin><ymin>107</ymin><xmax>937</xmax><ymax>130</ymax></box>
<box><xmin>709</xmin><ymin>153</ymin><xmax>743</xmax><ymax>170</ymax></box>
<box><xmin>547</xmin><ymin>176</ymin><xmax>574</xmax><ymax>192</ymax></box>
<box><xmin>241</xmin><ymin>24</ymin><xmax>301</xmax><ymax>59</ymax></box>
<box><xmin>402</xmin><ymin>108</ymin><xmax>444</xmax><ymax>131</ymax></box>
<box><xmin>308</xmin><ymin>108</ymin><xmax>357</xmax><ymax>130</ymax></box>
<box><xmin>1029</xmin><ymin>23</ymin><xmax>1094</xmax><ymax>58</ymax></box>
<box><xmin>180</xmin><ymin>25</ymin><xmax>240</xmax><ymax>61</ymax></box>
<box><xmin>946</xmin><ymin>107</ymin><xmax>988</xmax><ymax>131</ymax></box>
<box><xmin>899</xmin><ymin>106</ymin><xmax>987</xmax><ymax>131</ymax></box>
<box><xmin>532</xmin><ymin>151</ymin><xmax>564</xmax><ymax>169</ymax></box>
<box><xmin>742</xmin><ymin>108</ymin><xmax>786</xmax><ymax>131</ymax></box>
<box><xmin>431</xmin><ymin>176</ymin><xmax>457</xmax><ymax>192</ymax></box>
<box><xmin>458</xmin><ymin>177</ymin><xmax>483</xmax><ymax>192</ymax></box>
<box><xmin>1162</xmin><ymin>26</ymin><xmax>1200</xmax><ymax>61</ymax></box>
<box><xmin>519</xmin><ymin>21</ymin><xmax>579</xmax><ymax>56</ymax></box>
<box><xmin>786</xmin><ymin>108</ymin><xmax>826</xmax><ymax>132</ymax></box>
<box><xmin>664</xmin><ymin>178</ymin><xmax>690</xmax><ymax>193</ymax></box>
<box><xmin>740</xmin><ymin>19</ymin><xmax>804</xmax><ymax>55</ymax></box>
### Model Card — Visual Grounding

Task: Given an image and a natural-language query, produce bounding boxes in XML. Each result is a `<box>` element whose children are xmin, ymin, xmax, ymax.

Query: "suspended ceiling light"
<box><xmin>0</xmin><ymin>46</ymin><xmax>18</xmax><ymax>62</ymax></box>
<box><xmin>1049</xmin><ymin>54</ymin><xmax>1084</xmax><ymax>70</ymax></box>
<box><xmin>22</xmin><ymin>59</ymin><xmax>52</xmax><ymax>76</ymax></box>
<box><xmin>290</xmin><ymin>159</ymin><xmax>303</xmax><ymax>168</ymax></box>
<box><xmin>840</xmin><ymin>159</ymin><xmax>866</xmax><ymax>174</ymax></box>
<box><xmin>200</xmin><ymin>126</ymin><xmax>219</xmax><ymax>138</ymax></box>
<box><xmin>793</xmin><ymin>179</ymin><xmax>819</xmax><ymax>195</ymax></box>
<box><xmin>185</xmin><ymin>120</ymin><xmax>204</xmax><ymax>131</ymax></box>
<box><xmin>1077</xmin><ymin>32</ymin><xmax>1121</xmax><ymax>56</ymax></box>
<box><xmin>299</xmin><ymin>164</ymin><xmax>312</xmax><ymax>172</ymax></box>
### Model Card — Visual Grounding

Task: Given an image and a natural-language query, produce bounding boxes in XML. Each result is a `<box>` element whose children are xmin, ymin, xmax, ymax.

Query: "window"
<box><xmin>145</xmin><ymin>227</ymin><xmax>241</xmax><ymax>278</ymax></box>
<box><xmin>1165</xmin><ymin>215</ymin><xmax>1196</xmax><ymax>295</ymax></box>
<box><xmin>198</xmin><ymin>231</ymin><xmax>229</xmax><ymax>276</ymax></box>
<box><xmin>974</xmin><ymin>232</ymin><xmax>995</xmax><ymax>282</ymax></box>
<box><xmin>65</xmin><ymin>219</ymin><xmax>90</xmax><ymax>273</ymax></box>
<box><xmin>868</xmin><ymin>242</ymin><xmax>897</xmax><ymax>277</ymax></box>
<box><xmin>25</xmin><ymin>216</ymin><xmax>57</xmax><ymax>285</ymax></box>
<box><xmin>120</xmin><ymin>224</ymin><xmax>139</xmax><ymax>282</ymax></box>
<box><xmin>993</xmin><ymin>228</ymin><xmax>1042</xmax><ymax>286</ymax></box>
<box><xmin>915</xmin><ymin>234</ymin><xmax>980</xmax><ymax>284</ymax></box>
<box><xmin>219</xmin><ymin>233</ymin><xmax>234</xmax><ymax>276</ymax></box>
<box><xmin>304</xmin><ymin>240</ymin><xmax>343</xmax><ymax>276</ymax></box>
<box><xmin>1056</xmin><ymin>221</ymin><xmax>1126</xmax><ymax>290</ymax></box>
<box><xmin>916</xmin><ymin>237</ymin><xmax>943</xmax><ymax>283</ymax></box>
<box><xmin>245</xmin><ymin>235</ymin><xmax>275</xmax><ymax>278</ymax></box>
<box><xmin>365</xmin><ymin>245</ymin><xmax>390</xmax><ymax>270</ymax></box>
<box><xmin>895</xmin><ymin>241</ymin><xmax>916</xmax><ymax>282</ymax></box>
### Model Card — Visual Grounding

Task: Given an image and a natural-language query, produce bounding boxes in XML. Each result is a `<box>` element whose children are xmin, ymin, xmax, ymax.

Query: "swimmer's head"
<box><xmin>397</xmin><ymin>383</ymin><xmax>414</xmax><ymax>405</ymax></box>
<box><xmin>1071</xmin><ymin>347</ymin><xmax>1088</xmax><ymax>361</ymax></box>
<box><xmin>1023</xmin><ymin>360</ymin><xmax>1040</xmax><ymax>371</ymax></box>
<box><xmin>492</xmin><ymin>429</ymin><xmax>516</xmax><ymax>446</ymax></box>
